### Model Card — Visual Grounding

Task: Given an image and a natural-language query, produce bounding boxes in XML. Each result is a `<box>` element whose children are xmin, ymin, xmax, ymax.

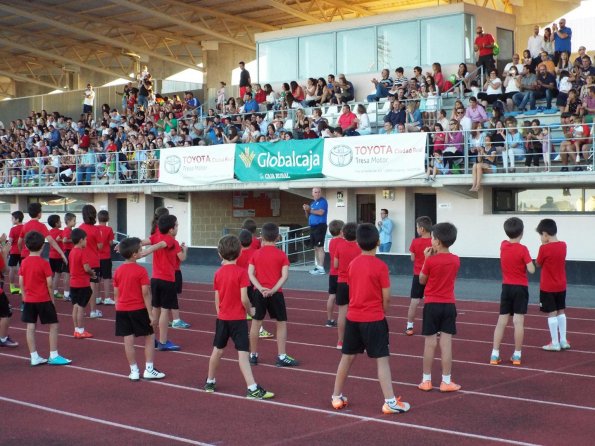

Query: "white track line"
<box><xmin>0</xmin><ymin>395</ymin><xmax>212</xmax><ymax>445</ymax></box>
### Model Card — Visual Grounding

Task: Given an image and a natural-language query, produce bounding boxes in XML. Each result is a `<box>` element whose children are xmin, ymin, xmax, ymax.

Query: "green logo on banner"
<box><xmin>235</xmin><ymin>140</ymin><xmax>324</xmax><ymax>181</ymax></box>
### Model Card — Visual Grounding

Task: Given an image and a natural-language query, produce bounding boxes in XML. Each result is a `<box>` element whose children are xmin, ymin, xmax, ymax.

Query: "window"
<box><xmin>377</xmin><ymin>21</ymin><xmax>420</xmax><ymax>69</ymax></box>
<box><xmin>258</xmin><ymin>39</ymin><xmax>297</xmax><ymax>83</ymax></box>
<box><xmin>464</xmin><ymin>14</ymin><xmax>475</xmax><ymax>63</ymax></box>
<box><xmin>336</xmin><ymin>27</ymin><xmax>376</xmax><ymax>74</ymax></box>
<box><xmin>299</xmin><ymin>34</ymin><xmax>335</xmax><ymax>79</ymax></box>
<box><xmin>0</xmin><ymin>201</ymin><xmax>11</xmax><ymax>212</ymax></box>
<box><xmin>421</xmin><ymin>15</ymin><xmax>464</xmax><ymax>66</ymax></box>
<box><xmin>28</xmin><ymin>196</ymin><xmax>87</xmax><ymax>213</ymax></box>
<box><xmin>493</xmin><ymin>188</ymin><xmax>595</xmax><ymax>213</ymax></box>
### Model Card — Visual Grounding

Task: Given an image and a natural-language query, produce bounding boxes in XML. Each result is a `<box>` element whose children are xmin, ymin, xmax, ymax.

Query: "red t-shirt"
<box><xmin>0</xmin><ymin>253</ymin><xmax>5</xmax><ymax>282</ymax></box>
<box><xmin>114</xmin><ymin>262</ymin><xmax>150</xmax><ymax>311</ymax></box>
<box><xmin>173</xmin><ymin>239</ymin><xmax>182</xmax><ymax>271</ymax></box>
<box><xmin>78</xmin><ymin>223</ymin><xmax>100</xmax><ymax>268</ymax></box>
<box><xmin>249</xmin><ymin>245</ymin><xmax>290</xmax><ymax>290</ymax></box>
<box><xmin>214</xmin><ymin>264</ymin><xmax>250</xmax><ymax>320</ymax></box>
<box><xmin>537</xmin><ymin>241</ymin><xmax>567</xmax><ymax>292</ymax></box>
<box><xmin>19</xmin><ymin>219</ymin><xmax>50</xmax><ymax>259</ymax></box>
<box><xmin>328</xmin><ymin>237</ymin><xmax>345</xmax><ymax>276</ymax></box>
<box><xmin>475</xmin><ymin>33</ymin><xmax>494</xmax><ymax>57</ymax></box>
<box><xmin>98</xmin><ymin>225</ymin><xmax>114</xmax><ymax>260</ymax></box>
<box><xmin>48</xmin><ymin>228</ymin><xmax>63</xmax><ymax>259</ymax></box>
<box><xmin>421</xmin><ymin>253</ymin><xmax>460</xmax><ymax>304</ymax></box>
<box><xmin>250</xmin><ymin>237</ymin><xmax>261</xmax><ymax>250</ymax></box>
<box><xmin>409</xmin><ymin>237</ymin><xmax>433</xmax><ymax>275</ymax></box>
<box><xmin>62</xmin><ymin>226</ymin><xmax>74</xmax><ymax>251</ymax></box>
<box><xmin>237</xmin><ymin>246</ymin><xmax>257</xmax><ymax>271</ymax></box>
<box><xmin>346</xmin><ymin>255</ymin><xmax>390</xmax><ymax>322</ymax></box>
<box><xmin>69</xmin><ymin>246</ymin><xmax>91</xmax><ymax>288</ymax></box>
<box><xmin>336</xmin><ymin>240</ymin><xmax>361</xmax><ymax>283</ymax></box>
<box><xmin>338</xmin><ymin>112</ymin><xmax>357</xmax><ymax>131</ymax></box>
<box><xmin>8</xmin><ymin>224</ymin><xmax>23</xmax><ymax>255</ymax></box>
<box><xmin>19</xmin><ymin>256</ymin><xmax>52</xmax><ymax>303</ymax></box>
<box><xmin>500</xmin><ymin>241</ymin><xmax>532</xmax><ymax>286</ymax></box>
<box><xmin>150</xmin><ymin>232</ymin><xmax>177</xmax><ymax>282</ymax></box>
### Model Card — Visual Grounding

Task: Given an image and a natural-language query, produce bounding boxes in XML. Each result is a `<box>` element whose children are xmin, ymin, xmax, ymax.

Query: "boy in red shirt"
<box><xmin>248</xmin><ymin>222</ymin><xmax>298</xmax><ymax>367</ymax></box>
<box><xmin>204</xmin><ymin>234</ymin><xmax>274</xmax><ymax>399</ymax></box>
<box><xmin>331</xmin><ymin>223</ymin><xmax>411</xmax><ymax>415</ymax></box>
<box><xmin>325</xmin><ymin>219</ymin><xmax>344</xmax><ymax>328</ymax></box>
<box><xmin>69</xmin><ymin>228</ymin><xmax>96</xmax><ymax>339</ymax></box>
<box><xmin>114</xmin><ymin>237</ymin><xmax>165</xmax><ymax>381</ymax></box>
<box><xmin>18</xmin><ymin>202</ymin><xmax>67</xmax><ymax>263</ymax></box>
<box><xmin>490</xmin><ymin>217</ymin><xmax>535</xmax><ymax>366</ymax></box>
<box><xmin>418</xmin><ymin>222</ymin><xmax>461</xmax><ymax>393</ymax></box>
<box><xmin>47</xmin><ymin>215</ymin><xmax>65</xmax><ymax>300</ymax></box>
<box><xmin>61</xmin><ymin>213</ymin><xmax>76</xmax><ymax>301</ymax></box>
<box><xmin>334</xmin><ymin>222</ymin><xmax>361</xmax><ymax>350</ymax></box>
<box><xmin>0</xmin><ymin>234</ymin><xmax>18</xmax><ymax>347</ymax></box>
<box><xmin>19</xmin><ymin>231</ymin><xmax>71</xmax><ymax>366</ymax></box>
<box><xmin>7</xmin><ymin>210</ymin><xmax>24</xmax><ymax>294</ymax></box>
<box><xmin>536</xmin><ymin>218</ymin><xmax>569</xmax><ymax>352</ymax></box>
<box><xmin>406</xmin><ymin>216</ymin><xmax>433</xmax><ymax>336</ymax></box>
<box><xmin>79</xmin><ymin>205</ymin><xmax>102</xmax><ymax>317</ymax></box>
<box><xmin>97</xmin><ymin>210</ymin><xmax>115</xmax><ymax>305</ymax></box>
<box><xmin>242</xmin><ymin>218</ymin><xmax>261</xmax><ymax>250</ymax></box>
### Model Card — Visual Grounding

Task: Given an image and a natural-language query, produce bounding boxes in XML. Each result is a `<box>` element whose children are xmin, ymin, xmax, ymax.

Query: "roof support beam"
<box><xmin>262</xmin><ymin>0</ymin><xmax>325</xmax><ymax>24</ymax></box>
<box><xmin>0</xmin><ymin>68</ymin><xmax>63</xmax><ymax>91</ymax></box>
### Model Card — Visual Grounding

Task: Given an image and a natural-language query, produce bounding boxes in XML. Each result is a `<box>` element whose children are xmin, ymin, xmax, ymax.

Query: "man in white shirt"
<box><xmin>527</xmin><ymin>25</ymin><xmax>544</xmax><ymax>69</ymax></box>
<box><xmin>83</xmin><ymin>84</ymin><xmax>95</xmax><ymax>115</ymax></box>
<box><xmin>504</xmin><ymin>54</ymin><xmax>524</xmax><ymax>75</ymax></box>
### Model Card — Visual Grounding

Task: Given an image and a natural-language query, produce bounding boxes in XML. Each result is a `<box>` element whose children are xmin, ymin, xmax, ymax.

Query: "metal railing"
<box><xmin>443</xmin><ymin>65</ymin><xmax>484</xmax><ymax>100</ymax></box>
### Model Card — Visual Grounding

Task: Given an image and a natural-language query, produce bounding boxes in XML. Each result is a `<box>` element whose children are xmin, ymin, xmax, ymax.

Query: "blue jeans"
<box><xmin>535</xmin><ymin>89</ymin><xmax>553</xmax><ymax>109</ymax></box>
<box><xmin>513</xmin><ymin>91</ymin><xmax>535</xmax><ymax>110</ymax></box>
<box><xmin>77</xmin><ymin>165</ymin><xmax>95</xmax><ymax>184</ymax></box>
<box><xmin>367</xmin><ymin>84</ymin><xmax>389</xmax><ymax>102</ymax></box>
<box><xmin>379</xmin><ymin>242</ymin><xmax>392</xmax><ymax>253</ymax></box>
<box><xmin>137</xmin><ymin>95</ymin><xmax>148</xmax><ymax>110</ymax></box>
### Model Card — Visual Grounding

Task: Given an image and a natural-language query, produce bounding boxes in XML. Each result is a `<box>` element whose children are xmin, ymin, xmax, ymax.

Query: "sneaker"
<box><xmin>154</xmin><ymin>339</ymin><xmax>159</xmax><ymax>349</ymax></box>
<box><xmin>89</xmin><ymin>310</ymin><xmax>103</xmax><ymax>318</ymax></box>
<box><xmin>31</xmin><ymin>356</ymin><xmax>48</xmax><ymax>366</ymax></box>
<box><xmin>96</xmin><ymin>298</ymin><xmax>103</xmax><ymax>305</ymax></box>
<box><xmin>510</xmin><ymin>354</ymin><xmax>521</xmax><ymax>366</ymax></box>
<box><xmin>246</xmin><ymin>384</ymin><xmax>274</xmax><ymax>399</ymax></box>
<box><xmin>560</xmin><ymin>166</ymin><xmax>569</xmax><ymax>172</ymax></box>
<box><xmin>48</xmin><ymin>355</ymin><xmax>72</xmax><ymax>366</ymax></box>
<box><xmin>439</xmin><ymin>381</ymin><xmax>461</xmax><ymax>392</ymax></box>
<box><xmin>143</xmin><ymin>368</ymin><xmax>165</xmax><ymax>379</ymax></box>
<box><xmin>336</xmin><ymin>341</ymin><xmax>343</xmax><ymax>350</ymax></box>
<box><xmin>309</xmin><ymin>267</ymin><xmax>326</xmax><ymax>275</ymax></box>
<box><xmin>246</xmin><ymin>313</ymin><xmax>252</xmax><ymax>321</ymax></box>
<box><xmin>405</xmin><ymin>327</ymin><xmax>414</xmax><ymax>336</ymax></box>
<box><xmin>325</xmin><ymin>319</ymin><xmax>337</xmax><ymax>328</ymax></box>
<box><xmin>490</xmin><ymin>355</ymin><xmax>502</xmax><ymax>365</ymax></box>
<box><xmin>171</xmin><ymin>319</ymin><xmax>191</xmax><ymax>329</ymax></box>
<box><xmin>157</xmin><ymin>340</ymin><xmax>180</xmax><ymax>351</ymax></box>
<box><xmin>129</xmin><ymin>370</ymin><xmax>140</xmax><ymax>381</ymax></box>
<box><xmin>102</xmin><ymin>298</ymin><xmax>115</xmax><ymax>305</ymax></box>
<box><xmin>560</xmin><ymin>341</ymin><xmax>571</xmax><ymax>350</ymax></box>
<box><xmin>0</xmin><ymin>336</ymin><xmax>18</xmax><ymax>347</ymax></box>
<box><xmin>9</xmin><ymin>286</ymin><xmax>20</xmax><ymax>294</ymax></box>
<box><xmin>204</xmin><ymin>381</ymin><xmax>216</xmax><ymax>392</ymax></box>
<box><xmin>382</xmin><ymin>397</ymin><xmax>411</xmax><ymax>414</ymax></box>
<box><xmin>332</xmin><ymin>395</ymin><xmax>348</xmax><ymax>410</ymax></box>
<box><xmin>542</xmin><ymin>343</ymin><xmax>561</xmax><ymax>352</ymax></box>
<box><xmin>418</xmin><ymin>380</ymin><xmax>433</xmax><ymax>392</ymax></box>
<box><xmin>259</xmin><ymin>328</ymin><xmax>274</xmax><ymax>338</ymax></box>
<box><xmin>53</xmin><ymin>292</ymin><xmax>64</xmax><ymax>299</ymax></box>
<box><xmin>73</xmin><ymin>331</ymin><xmax>93</xmax><ymax>339</ymax></box>
<box><xmin>249</xmin><ymin>353</ymin><xmax>258</xmax><ymax>365</ymax></box>
<box><xmin>63</xmin><ymin>295</ymin><xmax>71</xmax><ymax>302</ymax></box>
<box><xmin>276</xmin><ymin>354</ymin><xmax>299</xmax><ymax>367</ymax></box>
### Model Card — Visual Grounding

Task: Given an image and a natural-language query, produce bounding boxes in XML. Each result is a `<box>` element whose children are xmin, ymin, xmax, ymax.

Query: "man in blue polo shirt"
<box><xmin>552</xmin><ymin>18</ymin><xmax>571</xmax><ymax>66</ymax></box>
<box><xmin>303</xmin><ymin>187</ymin><xmax>328</xmax><ymax>275</ymax></box>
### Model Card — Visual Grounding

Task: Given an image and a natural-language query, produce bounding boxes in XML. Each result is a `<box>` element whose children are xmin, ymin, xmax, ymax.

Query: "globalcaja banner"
<box><xmin>159</xmin><ymin>144</ymin><xmax>235</xmax><ymax>185</ymax></box>
<box><xmin>322</xmin><ymin>133</ymin><xmax>427</xmax><ymax>181</ymax></box>
<box><xmin>235</xmin><ymin>139</ymin><xmax>324</xmax><ymax>182</ymax></box>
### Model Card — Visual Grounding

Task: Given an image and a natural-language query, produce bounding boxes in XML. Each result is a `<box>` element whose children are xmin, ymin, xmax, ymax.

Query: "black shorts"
<box><xmin>213</xmin><ymin>319</ymin><xmax>249</xmax><ymax>351</ymax></box>
<box><xmin>500</xmin><ymin>284</ymin><xmax>529</xmax><ymax>315</ymax></box>
<box><xmin>63</xmin><ymin>250</ymin><xmax>71</xmax><ymax>273</ymax></box>
<box><xmin>422</xmin><ymin>303</ymin><xmax>457</xmax><ymax>336</ymax></box>
<box><xmin>342</xmin><ymin>318</ymin><xmax>390</xmax><ymax>358</ymax></box>
<box><xmin>328</xmin><ymin>274</ymin><xmax>338</xmax><ymax>295</ymax></box>
<box><xmin>7</xmin><ymin>254</ymin><xmax>21</xmax><ymax>267</ymax></box>
<box><xmin>21</xmin><ymin>301</ymin><xmax>58</xmax><ymax>324</ymax></box>
<box><xmin>90</xmin><ymin>267</ymin><xmax>101</xmax><ymax>283</ymax></box>
<box><xmin>539</xmin><ymin>290</ymin><xmax>566</xmax><ymax>313</ymax></box>
<box><xmin>336</xmin><ymin>282</ymin><xmax>349</xmax><ymax>306</ymax></box>
<box><xmin>151</xmin><ymin>278</ymin><xmax>178</xmax><ymax>309</ymax></box>
<box><xmin>49</xmin><ymin>258</ymin><xmax>64</xmax><ymax>274</ymax></box>
<box><xmin>310</xmin><ymin>224</ymin><xmax>327</xmax><ymax>248</ymax></box>
<box><xmin>175</xmin><ymin>270</ymin><xmax>183</xmax><ymax>294</ymax></box>
<box><xmin>71</xmin><ymin>286</ymin><xmax>92</xmax><ymax>307</ymax></box>
<box><xmin>115</xmin><ymin>309</ymin><xmax>153</xmax><ymax>337</ymax></box>
<box><xmin>247</xmin><ymin>284</ymin><xmax>255</xmax><ymax>306</ymax></box>
<box><xmin>0</xmin><ymin>292</ymin><xmax>12</xmax><ymax>318</ymax></box>
<box><xmin>100</xmin><ymin>259</ymin><xmax>113</xmax><ymax>280</ymax></box>
<box><xmin>252</xmin><ymin>290</ymin><xmax>287</xmax><ymax>321</ymax></box>
<box><xmin>410</xmin><ymin>275</ymin><xmax>425</xmax><ymax>299</ymax></box>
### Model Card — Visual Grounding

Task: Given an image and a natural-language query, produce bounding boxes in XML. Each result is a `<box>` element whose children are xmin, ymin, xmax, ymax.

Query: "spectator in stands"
<box><xmin>393</xmin><ymin>67</ymin><xmax>408</xmax><ymax>90</ymax></box>
<box><xmin>138</xmin><ymin>76</ymin><xmax>152</xmax><ymax>111</ymax></box>
<box><xmin>470</xmin><ymin>134</ymin><xmax>497</xmax><ymax>191</ymax></box>
<box><xmin>337</xmin><ymin>104</ymin><xmax>358</xmax><ymax>136</ymax></box>
<box><xmin>474</xmin><ymin>26</ymin><xmax>496</xmax><ymax>75</ymax></box>
<box><xmin>502</xmin><ymin>66</ymin><xmax>521</xmax><ymax>111</ymax></box>
<box><xmin>384</xmin><ymin>100</ymin><xmax>406</xmax><ymax>128</ymax></box>
<box><xmin>556</xmin><ymin>51</ymin><xmax>572</xmax><ymax>77</ymax></box>
<box><xmin>183</xmin><ymin>92</ymin><xmax>200</xmax><ymax>116</ymax></box>
<box><xmin>303</xmin><ymin>78</ymin><xmax>320</xmax><ymax>106</ymax></box>
<box><xmin>504</xmin><ymin>54</ymin><xmax>524</xmax><ymax>75</ymax></box>
<box><xmin>405</xmin><ymin>103</ymin><xmax>422</xmax><ymax>132</ymax></box>
<box><xmin>367</xmin><ymin>69</ymin><xmax>393</xmax><ymax>102</ymax></box>
<box><xmin>380</xmin><ymin>121</ymin><xmax>396</xmax><ymax>135</ymax></box>
<box><xmin>319</xmin><ymin>74</ymin><xmax>336</xmax><ymax>105</ymax></box>
<box><xmin>83</xmin><ymin>84</ymin><xmax>95</xmax><ymax>116</ymax></box>
<box><xmin>557</xmin><ymin>71</ymin><xmax>573</xmax><ymax>110</ymax></box>
<box><xmin>454</xmin><ymin>63</ymin><xmax>471</xmax><ymax>95</ymax></box>
<box><xmin>465</xmin><ymin>97</ymin><xmax>488</xmax><ymax>124</ymax></box>
<box><xmin>243</xmin><ymin>92</ymin><xmax>259</xmax><ymax>113</ymax></box>
<box><xmin>552</xmin><ymin>18</ymin><xmax>572</xmax><ymax>65</ymax></box>
<box><xmin>535</xmin><ymin>64</ymin><xmax>556</xmax><ymax>109</ymax></box>
<box><xmin>290</xmin><ymin>81</ymin><xmax>305</xmax><ymax>103</ymax></box>
<box><xmin>584</xmin><ymin>85</ymin><xmax>595</xmax><ymax>120</ymax></box>
<box><xmin>539</xmin><ymin>52</ymin><xmax>556</xmax><ymax>75</ymax></box>
<box><xmin>477</xmin><ymin>70</ymin><xmax>503</xmax><ymax>107</ymax></box>
<box><xmin>578</xmin><ymin>56</ymin><xmax>595</xmax><ymax>86</ymax></box>
<box><xmin>502</xmin><ymin>117</ymin><xmax>524</xmax><ymax>172</ymax></box>
<box><xmin>263</xmin><ymin>84</ymin><xmax>278</xmax><ymax>110</ymax></box>
<box><xmin>412</xmin><ymin>66</ymin><xmax>425</xmax><ymax>88</ymax></box>
<box><xmin>513</xmin><ymin>65</ymin><xmax>538</xmax><ymax>111</ymax></box>
<box><xmin>443</xmin><ymin>120</ymin><xmax>464</xmax><ymax>171</ymax></box>
<box><xmin>334</xmin><ymin>74</ymin><xmax>354</xmax><ymax>104</ymax></box>
<box><xmin>542</xmin><ymin>27</ymin><xmax>554</xmax><ymax>57</ymax></box>
<box><xmin>431</xmin><ymin>63</ymin><xmax>447</xmax><ymax>93</ymax></box>
<box><xmin>238</xmin><ymin>61</ymin><xmax>251</xmax><ymax>98</ymax></box>
<box><xmin>253</xmin><ymin>84</ymin><xmax>266</xmax><ymax>104</ymax></box>
<box><xmin>355</xmin><ymin>104</ymin><xmax>371</xmax><ymax>135</ymax></box>
<box><xmin>437</xmin><ymin>109</ymin><xmax>449</xmax><ymax>132</ymax></box>
<box><xmin>528</xmin><ymin>26</ymin><xmax>544</xmax><ymax>68</ymax></box>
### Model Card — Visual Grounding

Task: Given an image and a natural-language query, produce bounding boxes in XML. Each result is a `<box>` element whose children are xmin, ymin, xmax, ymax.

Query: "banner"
<box><xmin>159</xmin><ymin>145</ymin><xmax>235</xmax><ymax>186</ymax></box>
<box><xmin>322</xmin><ymin>133</ymin><xmax>427</xmax><ymax>181</ymax></box>
<box><xmin>235</xmin><ymin>139</ymin><xmax>324</xmax><ymax>182</ymax></box>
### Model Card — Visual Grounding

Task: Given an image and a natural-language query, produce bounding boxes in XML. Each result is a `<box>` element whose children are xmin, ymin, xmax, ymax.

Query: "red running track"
<box><xmin>1</xmin><ymin>283</ymin><xmax>594</xmax><ymax>445</ymax></box>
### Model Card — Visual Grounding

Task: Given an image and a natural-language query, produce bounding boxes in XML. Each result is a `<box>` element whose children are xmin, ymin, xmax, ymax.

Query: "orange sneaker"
<box><xmin>74</xmin><ymin>331</ymin><xmax>93</xmax><ymax>339</ymax></box>
<box><xmin>439</xmin><ymin>381</ymin><xmax>461</xmax><ymax>392</ymax></box>
<box><xmin>332</xmin><ymin>395</ymin><xmax>348</xmax><ymax>410</ymax></box>
<box><xmin>405</xmin><ymin>327</ymin><xmax>414</xmax><ymax>336</ymax></box>
<box><xmin>417</xmin><ymin>380</ymin><xmax>433</xmax><ymax>391</ymax></box>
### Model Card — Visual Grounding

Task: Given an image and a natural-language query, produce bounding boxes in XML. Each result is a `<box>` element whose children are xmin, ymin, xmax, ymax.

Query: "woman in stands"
<box><xmin>470</xmin><ymin>135</ymin><xmax>497</xmax><ymax>191</ymax></box>
<box><xmin>454</xmin><ymin>63</ymin><xmax>471</xmax><ymax>95</ymax></box>
<box><xmin>468</xmin><ymin>122</ymin><xmax>486</xmax><ymax>164</ymax></box>
<box><xmin>225</xmin><ymin>97</ymin><xmax>237</xmax><ymax>115</ymax></box>
<box><xmin>431</xmin><ymin>62</ymin><xmax>446</xmax><ymax>92</ymax></box>
<box><xmin>556</xmin><ymin>51</ymin><xmax>572</xmax><ymax>78</ymax></box>
<box><xmin>502</xmin><ymin>66</ymin><xmax>521</xmax><ymax>111</ymax></box>
<box><xmin>290</xmin><ymin>81</ymin><xmax>305</xmax><ymax>103</ymax></box>
<box><xmin>477</xmin><ymin>69</ymin><xmax>503</xmax><ymax>108</ymax></box>
<box><xmin>355</xmin><ymin>104</ymin><xmax>372</xmax><ymax>135</ymax></box>
<box><xmin>264</xmin><ymin>84</ymin><xmax>278</xmax><ymax>110</ymax></box>
<box><xmin>522</xmin><ymin>49</ymin><xmax>533</xmax><ymax>67</ymax></box>
<box><xmin>303</xmin><ymin>78</ymin><xmax>320</xmax><ymax>107</ymax></box>
<box><xmin>542</xmin><ymin>28</ymin><xmax>554</xmax><ymax>56</ymax></box>
<box><xmin>223</xmin><ymin>126</ymin><xmax>240</xmax><ymax>144</ymax></box>
<box><xmin>293</xmin><ymin>109</ymin><xmax>308</xmax><ymax>139</ymax></box>
<box><xmin>443</xmin><ymin>119</ymin><xmax>464</xmax><ymax>171</ymax></box>
<box><xmin>432</xmin><ymin>123</ymin><xmax>446</xmax><ymax>155</ymax></box>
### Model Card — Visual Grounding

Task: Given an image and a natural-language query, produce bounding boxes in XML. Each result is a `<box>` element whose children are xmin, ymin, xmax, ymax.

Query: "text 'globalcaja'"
<box><xmin>256</xmin><ymin>150</ymin><xmax>321</xmax><ymax>172</ymax></box>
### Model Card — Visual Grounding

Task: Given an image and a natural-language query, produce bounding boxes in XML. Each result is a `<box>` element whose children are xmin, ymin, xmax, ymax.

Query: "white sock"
<box><xmin>247</xmin><ymin>383</ymin><xmax>257</xmax><ymax>391</ymax></box>
<box><xmin>30</xmin><ymin>351</ymin><xmax>40</xmax><ymax>360</ymax></box>
<box><xmin>76</xmin><ymin>327</ymin><xmax>84</xmax><ymax>334</ymax></box>
<box><xmin>548</xmin><ymin>317</ymin><xmax>559</xmax><ymax>345</ymax></box>
<box><xmin>145</xmin><ymin>362</ymin><xmax>154</xmax><ymax>371</ymax></box>
<box><xmin>557</xmin><ymin>314</ymin><xmax>567</xmax><ymax>343</ymax></box>
<box><xmin>259</xmin><ymin>327</ymin><xmax>264</xmax><ymax>333</ymax></box>
<box><xmin>385</xmin><ymin>396</ymin><xmax>397</xmax><ymax>405</ymax></box>
<box><xmin>130</xmin><ymin>363</ymin><xmax>139</xmax><ymax>373</ymax></box>
<box><xmin>49</xmin><ymin>351</ymin><xmax>59</xmax><ymax>359</ymax></box>
<box><xmin>173</xmin><ymin>319</ymin><xmax>181</xmax><ymax>323</ymax></box>
<box><xmin>207</xmin><ymin>378</ymin><xmax>216</xmax><ymax>384</ymax></box>
<box><xmin>514</xmin><ymin>350</ymin><xmax>522</xmax><ymax>358</ymax></box>
<box><xmin>407</xmin><ymin>322</ymin><xmax>414</xmax><ymax>329</ymax></box>
<box><xmin>0</xmin><ymin>336</ymin><xmax>7</xmax><ymax>342</ymax></box>
<box><xmin>491</xmin><ymin>349</ymin><xmax>499</xmax><ymax>357</ymax></box>
<box><xmin>442</xmin><ymin>374</ymin><xmax>451</xmax><ymax>384</ymax></box>
<box><xmin>64</xmin><ymin>291</ymin><xmax>70</xmax><ymax>297</ymax></box>
<box><xmin>422</xmin><ymin>373</ymin><xmax>431</xmax><ymax>382</ymax></box>
<box><xmin>278</xmin><ymin>353</ymin><xmax>287</xmax><ymax>360</ymax></box>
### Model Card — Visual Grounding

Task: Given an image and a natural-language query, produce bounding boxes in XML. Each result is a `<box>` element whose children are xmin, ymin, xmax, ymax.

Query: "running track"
<box><xmin>1</xmin><ymin>283</ymin><xmax>594</xmax><ymax>445</ymax></box>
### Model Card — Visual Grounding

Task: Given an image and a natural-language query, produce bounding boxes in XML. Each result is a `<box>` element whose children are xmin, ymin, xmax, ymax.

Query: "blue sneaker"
<box><xmin>157</xmin><ymin>340</ymin><xmax>180</xmax><ymax>351</ymax></box>
<box><xmin>48</xmin><ymin>355</ymin><xmax>72</xmax><ymax>366</ymax></box>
